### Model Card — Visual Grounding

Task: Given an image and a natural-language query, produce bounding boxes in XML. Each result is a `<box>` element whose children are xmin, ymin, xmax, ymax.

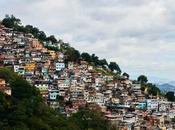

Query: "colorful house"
<box><xmin>56</xmin><ymin>62</ymin><xmax>65</xmax><ymax>71</ymax></box>
<box><xmin>25</xmin><ymin>63</ymin><xmax>35</xmax><ymax>71</ymax></box>
<box><xmin>49</xmin><ymin>89</ymin><xmax>59</xmax><ymax>100</ymax></box>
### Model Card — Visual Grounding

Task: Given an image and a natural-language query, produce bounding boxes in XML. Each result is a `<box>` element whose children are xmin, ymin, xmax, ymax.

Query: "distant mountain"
<box><xmin>158</xmin><ymin>83</ymin><xmax>175</xmax><ymax>93</ymax></box>
<box><xmin>147</xmin><ymin>76</ymin><xmax>173</xmax><ymax>84</ymax></box>
<box><xmin>169</xmin><ymin>81</ymin><xmax>175</xmax><ymax>86</ymax></box>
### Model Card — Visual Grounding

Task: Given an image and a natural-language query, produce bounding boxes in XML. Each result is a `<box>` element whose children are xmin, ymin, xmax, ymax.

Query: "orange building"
<box><xmin>31</xmin><ymin>38</ymin><xmax>43</xmax><ymax>50</ymax></box>
<box><xmin>25</xmin><ymin>63</ymin><xmax>36</xmax><ymax>71</ymax></box>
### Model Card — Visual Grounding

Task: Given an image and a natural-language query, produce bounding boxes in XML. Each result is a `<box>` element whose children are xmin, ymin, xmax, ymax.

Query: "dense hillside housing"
<box><xmin>0</xmin><ymin>23</ymin><xmax>175</xmax><ymax>129</ymax></box>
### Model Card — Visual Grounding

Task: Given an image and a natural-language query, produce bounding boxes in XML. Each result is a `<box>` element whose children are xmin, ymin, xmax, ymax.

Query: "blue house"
<box><xmin>136</xmin><ymin>102</ymin><xmax>146</xmax><ymax>109</ymax></box>
<box><xmin>49</xmin><ymin>90</ymin><xmax>59</xmax><ymax>100</ymax></box>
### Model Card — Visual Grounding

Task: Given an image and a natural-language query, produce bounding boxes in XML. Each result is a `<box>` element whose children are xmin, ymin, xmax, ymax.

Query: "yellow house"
<box><xmin>0</xmin><ymin>78</ymin><xmax>6</xmax><ymax>87</ymax></box>
<box><xmin>0</xmin><ymin>78</ymin><xmax>11</xmax><ymax>96</ymax></box>
<box><xmin>48</xmin><ymin>50</ymin><xmax>56</xmax><ymax>59</ymax></box>
<box><xmin>25</xmin><ymin>63</ymin><xmax>36</xmax><ymax>71</ymax></box>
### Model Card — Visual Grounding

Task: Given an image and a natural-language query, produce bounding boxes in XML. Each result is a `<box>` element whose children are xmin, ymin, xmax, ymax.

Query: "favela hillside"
<box><xmin>0</xmin><ymin>15</ymin><xmax>175</xmax><ymax>130</ymax></box>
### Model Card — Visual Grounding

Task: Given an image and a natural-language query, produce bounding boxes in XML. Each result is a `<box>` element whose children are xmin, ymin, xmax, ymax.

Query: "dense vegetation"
<box><xmin>165</xmin><ymin>91</ymin><xmax>175</xmax><ymax>102</ymax></box>
<box><xmin>0</xmin><ymin>68</ymin><xmax>110</xmax><ymax>130</ymax></box>
<box><xmin>137</xmin><ymin>75</ymin><xmax>161</xmax><ymax>96</ymax></box>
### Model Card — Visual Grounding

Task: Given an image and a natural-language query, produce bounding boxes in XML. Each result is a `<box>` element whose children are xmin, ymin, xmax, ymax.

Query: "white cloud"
<box><xmin>1</xmin><ymin>0</ymin><xmax>175</xmax><ymax>81</ymax></box>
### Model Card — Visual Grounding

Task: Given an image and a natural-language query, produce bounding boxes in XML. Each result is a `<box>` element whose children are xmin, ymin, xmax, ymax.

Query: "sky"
<box><xmin>0</xmin><ymin>0</ymin><xmax>175</xmax><ymax>83</ymax></box>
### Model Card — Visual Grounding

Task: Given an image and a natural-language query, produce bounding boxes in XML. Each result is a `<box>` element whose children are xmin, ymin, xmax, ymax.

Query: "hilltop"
<box><xmin>1</xmin><ymin>14</ymin><xmax>121</xmax><ymax>74</ymax></box>
<box><xmin>0</xmin><ymin>15</ymin><xmax>175</xmax><ymax>129</ymax></box>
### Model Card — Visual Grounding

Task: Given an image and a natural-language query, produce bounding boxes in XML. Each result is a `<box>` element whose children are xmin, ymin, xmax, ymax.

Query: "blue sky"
<box><xmin>0</xmin><ymin>0</ymin><xmax>175</xmax><ymax>83</ymax></box>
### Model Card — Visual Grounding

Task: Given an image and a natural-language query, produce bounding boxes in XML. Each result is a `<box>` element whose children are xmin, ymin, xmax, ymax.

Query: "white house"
<box><xmin>14</xmin><ymin>65</ymin><xmax>19</xmax><ymax>72</ymax></box>
<box><xmin>147</xmin><ymin>99</ymin><xmax>159</xmax><ymax>111</ymax></box>
<box><xmin>55</xmin><ymin>62</ymin><xmax>65</xmax><ymax>71</ymax></box>
<box><xmin>95</xmin><ymin>93</ymin><xmax>105</xmax><ymax>106</ymax></box>
<box><xmin>35</xmin><ymin>83</ymin><xmax>49</xmax><ymax>92</ymax></box>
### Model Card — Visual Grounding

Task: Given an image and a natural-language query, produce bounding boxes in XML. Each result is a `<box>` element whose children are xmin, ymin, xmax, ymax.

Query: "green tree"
<box><xmin>46</xmin><ymin>35</ymin><xmax>57</xmax><ymax>43</ymax></box>
<box><xmin>146</xmin><ymin>83</ymin><xmax>161</xmax><ymax>96</ymax></box>
<box><xmin>81</xmin><ymin>52</ymin><xmax>92</xmax><ymax>63</ymax></box>
<box><xmin>137</xmin><ymin>75</ymin><xmax>148</xmax><ymax>84</ymax></box>
<box><xmin>2</xmin><ymin>15</ymin><xmax>54</xmax><ymax>42</ymax></box>
<box><xmin>31</xmin><ymin>27</ymin><xmax>40</xmax><ymax>38</ymax></box>
<box><xmin>165</xmin><ymin>91</ymin><xmax>175</xmax><ymax>102</ymax></box>
<box><xmin>65</xmin><ymin>47</ymin><xmax>80</xmax><ymax>62</ymax></box>
<box><xmin>38</xmin><ymin>31</ymin><xmax>47</xmax><ymax>41</ymax></box>
<box><xmin>2</xmin><ymin>14</ymin><xmax>21</xmax><ymax>29</ymax></box>
<box><xmin>25</xmin><ymin>25</ymin><xmax>35</xmax><ymax>34</ymax></box>
<box><xmin>10</xmin><ymin>77</ymin><xmax>39</xmax><ymax>99</ymax></box>
<box><xmin>91</xmin><ymin>54</ymin><xmax>99</xmax><ymax>66</ymax></box>
<box><xmin>108</xmin><ymin>62</ymin><xmax>121</xmax><ymax>73</ymax></box>
<box><xmin>98</xmin><ymin>59</ymin><xmax>108</xmax><ymax>67</ymax></box>
<box><xmin>0</xmin><ymin>67</ymin><xmax>16</xmax><ymax>82</ymax></box>
<box><xmin>172</xmin><ymin>116</ymin><xmax>175</xmax><ymax>123</ymax></box>
<box><xmin>45</xmin><ymin>46</ymin><xmax>59</xmax><ymax>51</ymax></box>
<box><xmin>122</xmin><ymin>72</ymin><xmax>129</xmax><ymax>79</ymax></box>
<box><xmin>71</xmin><ymin>108</ymin><xmax>107</xmax><ymax>130</ymax></box>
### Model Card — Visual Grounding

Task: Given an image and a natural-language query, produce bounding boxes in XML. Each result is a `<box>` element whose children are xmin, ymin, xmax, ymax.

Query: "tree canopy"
<box><xmin>137</xmin><ymin>75</ymin><xmax>148</xmax><ymax>84</ymax></box>
<box><xmin>108</xmin><ymin>62</ymin><xmax>121</xmax><ymax>73</ymax></box>
<box><xmin>165</xmin><ymin>91</ymin><xmax>175</xmax><ymax>102</ymax></box>
<box><xmin>81</xmin><ymin>52</ymin><xmax>92</xmax><ymax>63</ymax></box>
<box><xmin>71</xmin><ymin>108</ymin><xmax>108</xmax><ymax>130</ymax></box>
<box><xmin>146</xmin><ymin>83</ymin><xmax>161</xmax><ymax>96</ymax></box>
<box><xmin>64</xmin><ymin>47</ymin><xmax>80</xmax><ymax>63</ymax></box>
<box><xmin>1</xmin><ymin>15</ymin><xmax>56</xmax><ymax>43</ymax></box>
<box><xmin>2</xmin><ymin>14</ymin><xmax>21</xmax><ymax>29</ymax></box>
<box><xmin>0</xmin><ymin>68</ymin><xmax>110</xmax><ymax>130</ymax></box>
<box><xmin>122</xmin><ymin>72</ymin><xmax>129</xmax><ymax>79</ymax></box>
<box><xmin>46</xmin><ymin>35</ymin><xmax>58</xmax><ymax>43</ymax></box>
